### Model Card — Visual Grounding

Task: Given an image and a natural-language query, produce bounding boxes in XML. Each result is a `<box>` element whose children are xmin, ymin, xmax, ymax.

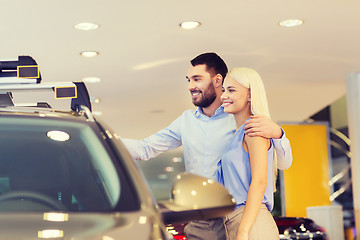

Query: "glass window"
<box><xmin>0</xmin><ymin>116</ymin><xmax>123</xmax><ymax>212</ymax></box>
<box><xmin>136</xmin><ymin>148</ymin><xmax>185</xmax><ymax>201</ymax></box>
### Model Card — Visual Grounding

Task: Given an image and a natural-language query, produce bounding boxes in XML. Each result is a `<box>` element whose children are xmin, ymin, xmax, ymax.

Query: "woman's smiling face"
<box><xmin>221</xmin><ymin>76</ymin><xmax>251</xmax><ymax>115</ymax></box>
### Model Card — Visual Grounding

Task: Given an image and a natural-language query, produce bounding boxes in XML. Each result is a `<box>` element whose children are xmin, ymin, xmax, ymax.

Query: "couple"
<box><xmin>122</xmin><ymin>52</ymin><xmax>292</xmax><ymax>240</ymax></box>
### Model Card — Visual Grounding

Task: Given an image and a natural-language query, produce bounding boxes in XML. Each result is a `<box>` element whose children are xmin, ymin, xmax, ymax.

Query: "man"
<box><xmin>122</xmin><ymin>52</ymin><xmax>292</xmax><ymax>240</ymax></box>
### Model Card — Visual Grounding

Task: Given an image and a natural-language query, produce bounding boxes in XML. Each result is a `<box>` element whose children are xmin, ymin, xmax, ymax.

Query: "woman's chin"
<box><xmin>224</xmin><ymin>107</ymin><xmax>234</xmax><ymax>114</ymax></box>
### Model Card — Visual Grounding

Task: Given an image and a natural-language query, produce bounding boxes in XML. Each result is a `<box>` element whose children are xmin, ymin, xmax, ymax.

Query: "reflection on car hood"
<box><xmin>0</xmin><ymin>211</ymin><xmax>159</xmax><ymax>240</ymax></box>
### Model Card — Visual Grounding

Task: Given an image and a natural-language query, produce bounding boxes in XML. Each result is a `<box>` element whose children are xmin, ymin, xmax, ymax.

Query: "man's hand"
<box><xmin>244</xmin><ymin>115</ymin><xmax>283</xmax><ymax>139</ymax></box>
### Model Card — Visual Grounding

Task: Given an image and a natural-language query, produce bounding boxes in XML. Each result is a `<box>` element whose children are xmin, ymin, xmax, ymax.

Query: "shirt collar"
<box><xmin>194</xmin><ymin>107</ymin><xmax>202</xmax><ymax>117</ymax></box>
<box><xmin>194</xmin><ymin>105</ymin><xmax>225</xmax><ymax>118</ymax></box>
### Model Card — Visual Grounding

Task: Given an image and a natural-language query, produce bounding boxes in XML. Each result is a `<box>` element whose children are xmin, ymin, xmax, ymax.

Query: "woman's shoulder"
<box><xmin>244</xmin><ymin>134</ymin><xmax>271</xmax><ymax>150</ymax></box>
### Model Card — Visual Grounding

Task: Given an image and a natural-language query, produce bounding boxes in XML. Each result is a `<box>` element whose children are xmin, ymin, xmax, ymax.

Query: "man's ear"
<box><xmin>214</xmin><ymin>74</ymin><xmax>223</xmax><ymax>87</ymax></box>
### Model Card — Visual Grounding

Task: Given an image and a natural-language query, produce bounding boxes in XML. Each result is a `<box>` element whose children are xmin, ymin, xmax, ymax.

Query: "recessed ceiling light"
<box><xmin>172</xmin><ymin>157</ymin><xmax>183</xmax><ymax>163</ymax></box>
<box><xmin>47</xmin><ymin>130</ymin><xmax>70</xmax><ymax>142</ymax></box>
<box><xmin>180</xmin><ymin>21</ymin><xmax>201</xmax><ymax>30</ymax></box>
<box><xmin>278</xmin><ymin>19</ymin><xmax>304</xmax><ymax>27</ymax></box>
<box><xmin>82</xmin><ymin>77</ymin><xmax>102</xmax><ymax>83</ymax></box>
<box><xmin>92</xmin><ymin>111</ymin><xmax>103</xmax><ymax>116</ymax></box>
<box><xmin>80</xmin><ymin>51</ymin><xmax>99</xmax><ymax>57</ymax></box>
<box><xmin>90</xmin><ymin>97</ymin><xmax>101</xmax><ymax>104</ymax></box>
<box><xmin>157</xmin><ymin>174</ymin><xmax>168</xmax><ymax>180</ymax></box>
<box><xmin>43</xmin><ymin>213</ymin><xmax>69</xmax><ymax>222</ymax></box>
<box><xmin>38</xmin><ymin>229</ymin><xmax>63</xmax><ymax>239</ymax></box>
<box><xmin>74</xmin><ymin>22</ymin><xmax>100</xmax><ymax>31</ymax></box>
<box><xmin>165</xmin><ymin>166</ymin><xmax>174</xmax><ymax>172</ymax></box>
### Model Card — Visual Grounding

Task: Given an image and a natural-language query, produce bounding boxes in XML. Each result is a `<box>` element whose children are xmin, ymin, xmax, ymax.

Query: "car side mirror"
<box><xmin>159</xmin><ymin>173</ymin><xmax>235</xmax><ymax>225</ymax></box>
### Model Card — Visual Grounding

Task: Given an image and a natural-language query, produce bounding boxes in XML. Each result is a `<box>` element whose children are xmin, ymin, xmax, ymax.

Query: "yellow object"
<box><xmin>345</xmin><ymin>226</ymin><xmax>356</xmax><ymax>240</ymax></box>
<box><xmin>281</xmin><ymin>123</ymin><xmax>331</xmax><ymax>217</ymax></box>
<box><xmin>17</xmin><ymin>65</ymin><xmax>40</xmax><ymax>78</ymax></box>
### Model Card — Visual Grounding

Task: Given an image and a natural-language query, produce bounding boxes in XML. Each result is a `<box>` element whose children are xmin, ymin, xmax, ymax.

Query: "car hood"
<box><xmin>0</xmin><ymin>210</ymin><xmax>166</xmax><ymax>240</ymax></box>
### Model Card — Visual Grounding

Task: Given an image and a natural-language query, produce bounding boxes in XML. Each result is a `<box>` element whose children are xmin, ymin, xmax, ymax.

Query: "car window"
<box><xmin>78</xmin><ymin>125</ymin><xmax>120</xmax><ymax>206</ymax></box>
<box><xmin>0</xmin><ymin>115</ymin><xmax>123</xmax><ymax>212</ymax></box>
<box><xmin>137</xmin><ymin>148</ymin><xmax>185</xmax><ymax>201</ymax></box>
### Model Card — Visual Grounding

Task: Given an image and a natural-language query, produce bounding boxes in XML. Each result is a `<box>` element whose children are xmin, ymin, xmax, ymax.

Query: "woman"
<box><xmin>217</xmin><ymin>67</ymin><xmax>279</xmax><ymax>240</ymax></box>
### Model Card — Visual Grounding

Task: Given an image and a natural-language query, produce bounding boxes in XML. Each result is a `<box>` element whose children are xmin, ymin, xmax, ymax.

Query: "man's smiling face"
<box><xmin>186</xmin><ymin>64</ymin><xmax>217</xmax><ymax>108</ymax></box>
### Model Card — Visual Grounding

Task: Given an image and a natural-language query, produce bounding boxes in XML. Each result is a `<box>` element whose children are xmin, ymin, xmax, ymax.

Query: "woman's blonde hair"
<box><xmin>228</xmin><ymin>67</ymin><xmax>271</xmax><ymax>118</ymax></box>
<box><xmin>228</xmin><ymin>67</ymin><xmax>277</xmax><ymax>191</ymax></box>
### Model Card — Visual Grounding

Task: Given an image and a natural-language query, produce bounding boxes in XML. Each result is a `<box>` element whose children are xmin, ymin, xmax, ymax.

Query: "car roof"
<box><xmin>0</xmin><ymin>105</ymin><xmax>91</xmax><ymax>122</ymax></box>
<box><xmin>0</xmin><ymin>55</ymin><xmax>92</xmax><ymax>114</ymax></box>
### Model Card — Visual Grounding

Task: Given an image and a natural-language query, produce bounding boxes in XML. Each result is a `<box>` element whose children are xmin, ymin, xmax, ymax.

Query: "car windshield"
<box><xmin>0</xmin><ymin>115</ymin><xmax>123</xmax><ymax>212</ymax></box>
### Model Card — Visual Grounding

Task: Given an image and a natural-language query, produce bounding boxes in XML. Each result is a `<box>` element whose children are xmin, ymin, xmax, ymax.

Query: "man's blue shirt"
<box><xmin>122</xmin><ymin>106</ymin><xmax>292</xmax><ymax>180</ymax></box>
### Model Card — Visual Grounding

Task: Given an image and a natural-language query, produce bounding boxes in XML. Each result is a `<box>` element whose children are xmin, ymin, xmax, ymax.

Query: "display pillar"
<box><xmin>345</xmin><ymin>72</ymin><xmax>360</xmax><ymax>234</ymax></box>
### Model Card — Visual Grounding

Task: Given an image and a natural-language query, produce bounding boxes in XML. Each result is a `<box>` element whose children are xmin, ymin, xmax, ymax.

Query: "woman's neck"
<box><xmin>233</xmin><ymin>110</ymin><xmax>251</xmax><ymax>131</ymax></box>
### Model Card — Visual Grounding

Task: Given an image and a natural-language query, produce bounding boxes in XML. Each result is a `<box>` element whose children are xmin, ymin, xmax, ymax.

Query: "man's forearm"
<box><xmin>273</xmin><ymin>131</ymin><xmax>293</xmax><ymax>170</ymax></box>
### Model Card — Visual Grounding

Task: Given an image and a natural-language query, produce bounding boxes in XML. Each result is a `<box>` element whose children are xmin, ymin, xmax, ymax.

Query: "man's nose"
<box><xmin>188</xmin><ymin>80</ymin><xmax>195</xmax><ymax>90</ymax></box>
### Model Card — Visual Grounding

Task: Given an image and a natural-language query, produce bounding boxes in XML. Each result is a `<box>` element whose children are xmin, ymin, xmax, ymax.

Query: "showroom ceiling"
<box><xmin>1</xmin><ymin>0</ymin><xmax>359</xmax><ymax>139</ymax></box>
